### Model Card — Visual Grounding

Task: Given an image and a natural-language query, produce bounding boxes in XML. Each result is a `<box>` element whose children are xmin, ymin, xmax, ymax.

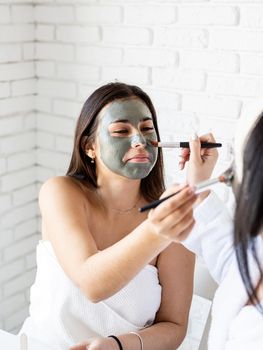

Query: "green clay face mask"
<box><xmin>98</xmin><ymin>99</ymin><xmax>158</xmax><ymax>179</ymax></box>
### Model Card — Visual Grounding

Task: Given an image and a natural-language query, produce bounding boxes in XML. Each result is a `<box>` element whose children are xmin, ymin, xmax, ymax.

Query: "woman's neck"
<box><xmin>96</xmin><ymin>176</ymin><xmax>141</xmax><ymax>213</ymax></box>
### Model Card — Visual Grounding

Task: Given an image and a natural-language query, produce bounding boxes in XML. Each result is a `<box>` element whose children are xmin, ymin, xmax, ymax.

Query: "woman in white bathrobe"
<box><xmin>182</xmin><ymin>106</ymin><xmax>263</xmax><ymax>349</ymax></box>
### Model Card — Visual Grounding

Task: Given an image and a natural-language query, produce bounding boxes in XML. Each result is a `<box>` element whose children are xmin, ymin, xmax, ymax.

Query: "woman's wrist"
<box><xmin>129</xmin><ymin>332</ymin><xmax>143</xmax><ymax>350</ymax></box>
<box><xmin>108</xmin><ymin>335</ymin><xmax>123</xmax><ymax>350</ymax></box>
<box><xmin>117</xmin><ymin>332</ymin><xmax>144</xmax><ymax>350</ymax></box>
<box><xmin>143</xmin><ymin>219</ymin><xmax>173</xmax><ymax>246</ymax></box>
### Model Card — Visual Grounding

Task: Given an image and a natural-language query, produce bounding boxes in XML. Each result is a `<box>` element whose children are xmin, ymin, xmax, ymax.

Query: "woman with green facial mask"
<box><xmin>19</xmin><ymin>82</ymin><xmax>219</xmax><ymax>350</ymax></box>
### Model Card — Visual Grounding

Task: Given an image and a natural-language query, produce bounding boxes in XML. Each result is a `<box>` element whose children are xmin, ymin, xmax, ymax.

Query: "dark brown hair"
<box><xmin>234</xmin><ymin>112</ymin><xmax>263</xmax><ymax>312</ymax></box>
<box><xmin>66</xmin><ymin>82</ymin><xmax>165</xmax><ymax>201</ymax></box>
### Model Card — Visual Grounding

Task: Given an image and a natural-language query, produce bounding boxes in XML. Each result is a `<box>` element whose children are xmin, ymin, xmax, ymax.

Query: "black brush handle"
<box><xmin>139</xmin><ymin>190</ymin><xmax>181</xmax><ymax>213</ymax></box>
<box><xmin>180</xmin><ymin>142</ymin><xmax>222</xmax><ymax>148</ymax></box>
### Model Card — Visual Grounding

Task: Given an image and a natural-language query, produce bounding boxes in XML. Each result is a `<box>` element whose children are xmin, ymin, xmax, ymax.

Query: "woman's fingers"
<box><xmin>148</xmin><ymin>187</ymin><xmax>197</xmax><ymax>241</ymax></box>
<box><xmin>189</xmin><ymin>132</ymin><xmax>217</xmax><ymax>162</ymax></box>
<box><xmin>179</xmin><ymin>132</ymin><xmax>218</xmax><ymax>170</ymax></box>
<box><xmin>152</xmin><ymin>186</ymin><xmax>196</xmax><ymax>221</ymax></box>
<box><xmin>151</xmin><ymin>203</ymin><xmax>196</xmax><ymax>242</ymax></box>
<box><xmin>176</xmin><ymin>218</ymin><xmax>196</xmax><ymax>242</ymax></box>
<box><xmin>187</xmin><ymin>132</ymin><xmax>219</xmax><ymax>184</ymax></box>
<box><xmin>147</xmin><ymin>182</ymin><xmax>200</xmax><ymax>241</ymax></box>
<box><xmin>197</xmin><ymin>133</ymin><xmax>219</xmax><ymax>160</ymax></box>
<box><xmin>159</xmin><ymin>183</ymin><xmax>186</xmax><ymax>200</ymax></box>
<box><xmin>189</xmin><ymin>132</ymin><xmax>202</xmax><ymax>163</ymax></box>
<box><xmin>157</xmin><ymin>195</ymin><xmax>196</xmax><ymax>230</ymax></box>
<box><xmin>199</xmin><ymin>132</ymin><xmax>216</xmax><ymax>143</ymax></box>
<box><xmin>156</xmin><ymin>202</ymin><xmax>196</xmax><ymax>242</ymax></box>
<box><xmin>179</xmin><ymin>148</ymin><xmax>190</xmax><ymax>170</ymax></box>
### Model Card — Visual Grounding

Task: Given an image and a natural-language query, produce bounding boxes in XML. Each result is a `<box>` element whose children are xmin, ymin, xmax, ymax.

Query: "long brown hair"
<box><xmin>66</xmin><ymin>82</ymin><xmax>165</xmax><ymax>201</ymax></box>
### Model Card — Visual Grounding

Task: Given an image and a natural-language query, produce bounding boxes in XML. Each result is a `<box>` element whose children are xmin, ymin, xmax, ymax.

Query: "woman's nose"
<box><xmin>131</xmin><ymin>133</ymin><xmax>146</xmax><ymax>148</ymax></box>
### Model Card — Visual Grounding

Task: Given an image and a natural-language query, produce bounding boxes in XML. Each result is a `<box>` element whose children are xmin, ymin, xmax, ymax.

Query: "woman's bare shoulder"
<box><xmin>40</xmin><ymin>175</ymin><xmax>80</xmax><ymax>193</ymax></box>
<box><xmin>39</xmin><ymin>176</ymin><xmax>89</xmax><ymax>207</ymax></box>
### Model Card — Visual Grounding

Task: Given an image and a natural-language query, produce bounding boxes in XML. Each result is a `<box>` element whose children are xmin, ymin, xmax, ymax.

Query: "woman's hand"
<box><xmin>70</xmin><ymin>337</ymin><xmax>118</xmax><ymax>350</ymax></box>
<box><xmin>179</xmin><ymin>132</ymin><xmax>219</xmax><ymax>185</ymax></box>
<box><xmin>147</xmin><ymin>184</ymin><xmax>197</xmax><ymax>243</ymax></box>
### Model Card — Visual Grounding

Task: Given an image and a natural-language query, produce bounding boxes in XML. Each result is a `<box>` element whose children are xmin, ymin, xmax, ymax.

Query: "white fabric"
<box><xmin>20</xmin><ymin>241</ymin><xmax>161</xmax><ymax>350</ymax></box>
<box><xmin>183</xmin><ymin>192</ymin><xmax>263</xmax><ymax>349</ymax></box>
<box><xmin>184</xmin><ymin>191</ymin><xmax>234</xmax><ymax>284</ymax></box>
<box><xmin>226</xmin><ymin>302</ymin><xmax>263</xmax><ymax>349</ymax></box>
<box><xmin>0</xmin><ymin>329</ymin><xmax>54</xmax><ymax>350</ymax></box>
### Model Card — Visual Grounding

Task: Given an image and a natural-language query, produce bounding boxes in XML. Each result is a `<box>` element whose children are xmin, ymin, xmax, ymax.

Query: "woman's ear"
<box><xmin>85</xmin><ymin>148</ymin><xmax>96</xmax><ymax>163</ymax></box>
<box><xmin>85</xmin><ymin>148</ymin><xmax>95</xmax><ymax>159</ymax></box>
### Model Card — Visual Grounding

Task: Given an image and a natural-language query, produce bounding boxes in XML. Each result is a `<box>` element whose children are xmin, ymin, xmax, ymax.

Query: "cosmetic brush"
<box><xmin>150</xmin><ymin>141</ymin><xmax>222</xmax><ymax>148</ymax></box>
<box><xmin>139</xmin><ymin>167</ymin><xmax>234</xmax><ymax>213</ymax></box>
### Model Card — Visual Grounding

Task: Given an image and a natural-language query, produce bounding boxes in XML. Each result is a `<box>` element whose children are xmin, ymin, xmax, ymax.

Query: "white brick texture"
<box><xmin>178</xmin><ymin>6</ymin><xmax>239</xmax><ymax>26</ymax></box>
<box><xmin>56</xmin><ymin>26</ymin><xmax>100</xmax><ymax>43</ymax></box>
<box><xmin>124</xmin><ymin>5</ymin><xmax>176</xmax><ymax>24</ymax></box>
<box><xmin>0</xmin><ymin>0</ymin><xmax>262</xmax><ymax>340</ymax></box>
<box><xmin>34</xmin><ymin>6</ymin><xmax>74</xmax><ymax>24</ymax></box>
<box><xmin>76</xmin><ymin>6</ymin><xmax>122</xmax><ymax>24</ymax></box>
<box><xmin>0</xmin><ymin>3</ymin><xmax>36</xmax><ymax>333</ymax></box>
<box><xmin>0</xmin><ymin>25</ymin><xmax>34</xmax><ymax>42</ymax></box>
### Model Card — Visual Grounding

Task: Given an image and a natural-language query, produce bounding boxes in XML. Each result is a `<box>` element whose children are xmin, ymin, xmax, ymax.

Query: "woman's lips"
<box><xmin>125</xmin><ymin>154</ymin><xmax>150</xmax><ymax>163</ymax></box>
<box><xmin>128</xmin><ymin>157</ymin><xmax>150</xmax><ymax>163</ymax></box>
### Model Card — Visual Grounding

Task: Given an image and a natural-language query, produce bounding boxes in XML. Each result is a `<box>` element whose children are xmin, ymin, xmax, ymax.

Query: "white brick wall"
<box><xmin>1</xmin><ymin>0</ymin><xmax>263</xmax><ymax>343</ymax></box>
<box><xmin>0</xmin><ymin>2</ymin><xmax>37</xmax><ymax>334</ymax></box>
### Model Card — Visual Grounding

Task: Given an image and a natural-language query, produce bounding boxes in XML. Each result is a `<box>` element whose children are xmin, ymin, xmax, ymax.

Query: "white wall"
<box><xmin>0</xmin><ymin>2</ymin><xmax>38</xmax><ymax>333</ymax></box>
<box><xmin>1</xmin><ymin>0</ymin><xmax>263</xmax><ymax>335</ymax></box>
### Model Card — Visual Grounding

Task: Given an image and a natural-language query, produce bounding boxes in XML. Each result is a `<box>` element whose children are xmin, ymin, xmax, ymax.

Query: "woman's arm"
<box><xmin>39</xmin><ymin>176</ymin><xmax>197</xmax><ymax>302</ymax></box>
<box><xmin>70</xmin><ymin>243</ymin><xmax>195</xmax><ymax>350</ymax></box>
<box><xmin>125</xmin><ymin>243</ymin><xmax>195</xmax><ymax>349</ymax></box>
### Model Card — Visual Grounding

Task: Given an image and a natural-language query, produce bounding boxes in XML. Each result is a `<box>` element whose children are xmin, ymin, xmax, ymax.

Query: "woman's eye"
<box><xmin>112</xmin><ymin>130</ymin><xmax>128</xmax><ymax>134</ymax></box>
<box><xmin>141</xmin><ymin>127</ymin><xmax>154</xmax><ymax>132</ymax></box>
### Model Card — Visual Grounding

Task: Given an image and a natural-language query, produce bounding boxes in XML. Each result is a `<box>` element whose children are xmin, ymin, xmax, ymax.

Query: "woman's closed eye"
<box><xmin>141</xmin><ymin>126</ymin><xmax>154</xmax><ymax>133</ymax></box>
<box><xmin>111</xmin><ymin>127</ymin><xmax>154</xmax><ymax>136</ymax></box>
<box><xmin>112</xmin><ymin>129</ymin><xmax>129</xmax><ymax>134</ymax></box>
<box><xmin>108</xmin><ymin>121</ymin><xmax>155</xmax><ymax>137</ymax></box>
<box><xmin>139</xmin><ymin>119</ymin><xmax>155</xmax><ymax>134</ymax></box>
<box><xmin>109</xmin><ymin>123</ymin><xmax>130</xmax><ymax>136</ymax></box>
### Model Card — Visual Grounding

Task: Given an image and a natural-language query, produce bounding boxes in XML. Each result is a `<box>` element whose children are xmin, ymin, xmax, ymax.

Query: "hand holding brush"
<box><xmin>139</xmin><ymin>167</ymin><xmax>234</xmax><ymax>213</ymax></box>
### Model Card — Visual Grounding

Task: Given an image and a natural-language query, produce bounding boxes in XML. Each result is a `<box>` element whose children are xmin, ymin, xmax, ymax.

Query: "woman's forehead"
<box><xmin>99</xmin><ymin>98</ymin><xmax>152</xmax><ymax>123</ymax></box>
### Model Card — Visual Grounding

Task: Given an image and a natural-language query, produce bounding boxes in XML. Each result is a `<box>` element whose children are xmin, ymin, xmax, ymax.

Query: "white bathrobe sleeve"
<box><xmin>182</xmin><ymin>191</ymin><xmax>235</xmax><ymax>284</ymax></box>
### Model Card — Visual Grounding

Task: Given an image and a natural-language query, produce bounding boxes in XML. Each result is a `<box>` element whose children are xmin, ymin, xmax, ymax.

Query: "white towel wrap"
<box><xmin>20</xmin><ymin>241</ymin><xmax>162</xmax><ymax>350</ymax></box>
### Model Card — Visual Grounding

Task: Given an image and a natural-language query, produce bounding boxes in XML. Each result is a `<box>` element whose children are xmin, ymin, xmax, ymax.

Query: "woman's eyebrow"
<box><xmin>141</xmin><ymin>117</ymin><xmax>153</xmax><ymax>122</ymax></box>
<box><xmin>110</xmin><ymin>119</ymin><xmax>130</xmax><ymax>124</ymax></box>
<box><xmin>110</xmin><ymin>117</ymin><xmax>153</xmax><ymax>124</ymax></box>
